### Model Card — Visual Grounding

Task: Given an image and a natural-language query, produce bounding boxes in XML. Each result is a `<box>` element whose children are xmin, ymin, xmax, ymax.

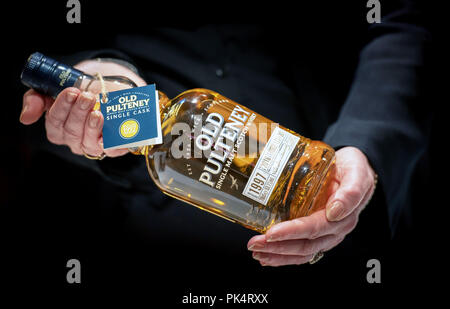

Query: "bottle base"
<box><xmin>286</xmin><ymin>141</ymin><xmax>336</xmax><ymax>220</ymax></box>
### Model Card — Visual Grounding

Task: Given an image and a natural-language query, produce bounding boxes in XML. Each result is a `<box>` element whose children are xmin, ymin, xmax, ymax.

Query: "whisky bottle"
<box><xmin>21</xmin><ymin>52</ymin><xmax>335</xmax><ymax>233</ymax></box>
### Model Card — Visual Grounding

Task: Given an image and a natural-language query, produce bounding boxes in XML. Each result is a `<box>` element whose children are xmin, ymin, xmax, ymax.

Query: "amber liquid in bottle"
<box><xmin>143</xmin><ymin>89</ymin><xmax>335</xmax><ymax>233</ymax></box>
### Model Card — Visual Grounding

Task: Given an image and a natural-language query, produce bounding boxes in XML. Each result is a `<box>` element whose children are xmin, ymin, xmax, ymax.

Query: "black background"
<box><xmin>0</xmin><ymin>0</ymin><xmax>445</xmax><ymax>305</ymax></box>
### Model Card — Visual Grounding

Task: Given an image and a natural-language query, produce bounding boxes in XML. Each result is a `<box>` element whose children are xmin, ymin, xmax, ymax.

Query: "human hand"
<box><xmin>19</xmin><ymin>60</ymin><xmax>146</xmax><ymax>158</ymax></box>
<box><xmin>247</xmin><ymin>146</ymin><xmax>377</xmax><ymax>266</ymax></box>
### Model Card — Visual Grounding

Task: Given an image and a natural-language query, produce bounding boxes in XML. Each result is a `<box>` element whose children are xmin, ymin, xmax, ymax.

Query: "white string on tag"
<box><xmin>95</xmin><ymin>72</ymin><xmax>108</xmax><ymax>103</ymax></box>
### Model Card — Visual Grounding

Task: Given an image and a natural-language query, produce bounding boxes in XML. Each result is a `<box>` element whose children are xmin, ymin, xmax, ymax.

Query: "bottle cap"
<box><xmin>21</xmin><ymin>52</ymin><xmax>83</xmax><ymax>98</ymax></box>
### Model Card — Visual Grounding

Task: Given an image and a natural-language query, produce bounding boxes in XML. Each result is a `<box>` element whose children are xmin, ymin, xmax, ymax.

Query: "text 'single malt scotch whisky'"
<box><xmin>21</xmin><ymin>52</ymin><xmax>336</xmax><ymax>233</ymax></box>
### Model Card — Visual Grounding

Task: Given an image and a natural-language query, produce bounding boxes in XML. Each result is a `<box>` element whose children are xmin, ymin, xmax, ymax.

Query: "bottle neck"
<box><xmin>157</xmin><ymin>90</ymin><xmax>170</xmax><ymax>116</ymax></box>
<box><xmin>20</xmin><ymin>53</ymin><xmax>84</xmax><ymax>98</ymax></box>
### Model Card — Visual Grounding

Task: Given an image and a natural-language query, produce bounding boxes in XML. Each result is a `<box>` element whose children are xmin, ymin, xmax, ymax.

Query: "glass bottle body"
<box><xmin>145</xmin><ymin>89</ymin><xmax>335</xmax><ymax>233</ymax></box>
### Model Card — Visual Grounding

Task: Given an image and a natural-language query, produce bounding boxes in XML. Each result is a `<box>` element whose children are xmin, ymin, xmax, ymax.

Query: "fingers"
<box><xmin>46</xmin><ymin>89</ymin><xmax>96</xmax><ymax>154</ymax></box>
<box><xmin>104</xmin><ymin>147</ymin><xmax>130</xmax><ymax>158</ymax></box>
<box><xmin>45</xmin><ymin>88</ymin><xmax>80</xmax><ymax>145</ymax></box>
<box><xmin>81</xmin><ymin>110</ymin><xmax>104</xmax><ymax>156</ymax></box>
<box><xmin>325</xmin><ymin>149</ymin><xmax>376</xmax><ymax>222</ymax></box>
<box><xmin>83</xmin><ymin>113</ymin><xmax>130</xmax><ymax>158</ymax></box>
<box><xmin>249</xmin><ymin>235</ymin><xmax>345</xmax><ymax>267</ymax></box>
<box><xmin>247</xmin><ymin>211</ymin><xmax>355</xmax><ymax>267</ymax></box>
<box><xmin>249</xmin><ymin>234</ymin><xmax>337</xmax><ymax>256</ymax></box>
<box><xmin>45</xmin><ymin>88</ymin><xmax>99</xmax><ymax>155</ymax></box>
<box><xmin>252</xmin><ymin>252</ymin><xmax>315</xmax><ymax>267</ymax></box>
<box><xmin>20</xmin><ymin>89</ymin><xmax>54</xmax><ymax>125</ymax></box>
<box><xmin>83</xmin><ymin>111</ymin><xmax>129</xmax><ymax>158</ymax></box>
<box><xmin>249</xmin><ymin>211</ymin><xmax>355</xmax><ymax>254</ymax></box>
<box><xmin>264</xmin><ymin>209</ymin><xmax>357</xmax><ymax>242</ymax></box>
<box><xmin>63</xmin><ymin>91</ymin><xmax>97</xmax><ymax>154</ymax></box>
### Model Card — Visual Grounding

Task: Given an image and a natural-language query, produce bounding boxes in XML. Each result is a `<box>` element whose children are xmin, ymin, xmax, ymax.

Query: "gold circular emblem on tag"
<box><xmin>119</xmin><ymin>119</ymin><xmax>140</xmax><ymax>139</ymax></box>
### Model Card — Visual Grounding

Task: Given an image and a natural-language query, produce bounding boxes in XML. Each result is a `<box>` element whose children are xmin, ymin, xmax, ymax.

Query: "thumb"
<box><xmin>20</xmin><ymin>90</ymin><xmax>53</xmax><ymax>125</ymax></box>
<box><xmin>325</xmin><ymin>165</ymin><xmax>368</xmax><ymax>222</ymax></box>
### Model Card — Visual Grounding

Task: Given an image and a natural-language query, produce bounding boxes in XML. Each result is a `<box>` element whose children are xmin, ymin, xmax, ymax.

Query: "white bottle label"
<box><xmin>242</xmin><ymin>126</ymin><xmax>300</xmax><ymax>205</ymax></box>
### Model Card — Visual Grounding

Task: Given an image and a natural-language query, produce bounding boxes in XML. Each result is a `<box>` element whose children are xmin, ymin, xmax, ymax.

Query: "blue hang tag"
<box><xmin>100</xmin><ymin>84</ymin><xmax>162</xmax><ymax>150</ymax></box>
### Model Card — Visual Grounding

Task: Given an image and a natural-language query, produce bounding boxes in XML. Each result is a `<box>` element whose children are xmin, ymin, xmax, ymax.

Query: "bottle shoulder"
<box><xmin>162</xmin><ymin>89</ymin><xmax>221</xmax><ymax>119</ymax></box>
<box><xmin>171</xmin><ymin>88</ymin><xmax>220</xmax><ymax>103</ymax></box>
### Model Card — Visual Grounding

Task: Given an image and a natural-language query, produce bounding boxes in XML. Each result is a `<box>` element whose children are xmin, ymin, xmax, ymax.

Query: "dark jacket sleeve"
<box><xmin>323</xmin><ymin>1</ymin><xmax>433</xmax><ymax>235</ymax></box>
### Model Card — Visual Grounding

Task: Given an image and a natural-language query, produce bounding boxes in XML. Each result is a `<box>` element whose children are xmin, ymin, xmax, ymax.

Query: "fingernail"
<box><xmin>266</xmin><ymin>235</ymin><xmax>277</xmax><ymax>242</ymax></box>
<box><xmin>19</xmin><ymin>104</ymin><xmax>28</xmax><ymax>122</ymax></box>
<box><xmin>253</xmin><ymin>252</ymin><xmax>262</xmax><ymax>260</ymax></box>
<box><xmin>66</xmin><ymin>91</ymin><xmax>78</xmax><ymax>103</ymax></box>
<box><xmin>248</xmin><ymin>243</ymin><xmax>265</xmax><ymax>251</ymax></box>
<box><xmin>89</xmin><ymin>111</ymin><xmax>101</xmax><ymax>128</ymax></box>
<box><xmin>327</xmin><ymin>201</ymin><xmax>344</xmax><ymax>221</ymax></box>
<box><xmin>80</xmin><ymin>92</ymin><xmax>94</xmax><ymax>110</ymax></box>
<box><xmin>266</xmin><ymin>226</ymin><xmax>283</xmax><ymax>242</ymax></box>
